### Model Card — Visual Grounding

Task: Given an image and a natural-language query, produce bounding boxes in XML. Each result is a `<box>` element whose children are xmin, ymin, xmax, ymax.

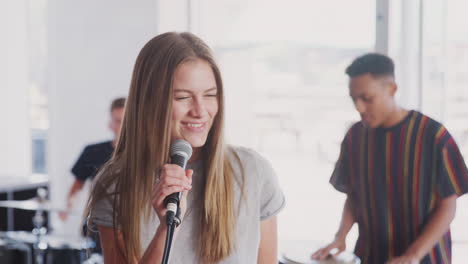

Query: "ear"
<box><xmin>387</xmin><ymin>81</ymin><xmax>397</xmax><ymax>97</ymax></box>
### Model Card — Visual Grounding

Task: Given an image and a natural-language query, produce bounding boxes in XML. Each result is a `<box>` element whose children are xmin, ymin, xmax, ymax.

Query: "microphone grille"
<box><xmin>170</xmin><ymin>139</ymin><xmax>193</xmax><ymax>159</ymax></box>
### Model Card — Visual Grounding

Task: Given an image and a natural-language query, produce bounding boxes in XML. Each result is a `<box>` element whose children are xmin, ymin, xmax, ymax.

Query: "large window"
<box><xmin>445</xmin><ymin>1</ymin><xmax>468</xmax><ymax>164</ymax></box>
<box><xmin>29</xmin><ymin>0</ymin><xmax>49</xmax><ymax>174</ymax></box>
<box><xmin>194</xmin><ymin>0</ymin><xmax>375</xmax><ymax>252</ymax></box>
<box><xmin>421</xmin><ymin>0</ymin><xmax>468</xmax><ymax>261</ymax></box>
<box><xmin>21</xmin><ymin>0</ymin><xmax>467</xmax><ymax>261</ymax></box>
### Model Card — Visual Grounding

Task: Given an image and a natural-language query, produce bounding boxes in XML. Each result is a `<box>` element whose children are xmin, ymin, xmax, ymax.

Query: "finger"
<box><xmin>152</xmin><ymin>195</ymin><xmax>164</xmax><ymax>210</ymax></box>
<box><xmin>159</xmin><ymin>176</ymin><xmax>191</xmax><ymax>189</ymax></box>
<box><xmin>311</xmin><ymin>247</ymin><xmax>327</xmax><ymax>258</ymax></box>
<box><xmin>311</xmin><ymin>250</ymin><xmax>321</xmax><ymax>259</ymax></box>
<box><xmin>185</xmin><ymin>170</ymin><xmax>193</xmax><ymax>185</ymax></box>
<box><xmin>161</xmin><ymin>168</ymin><xmax>192</xmax><ymax>184</ymax></box>
<box><xmin>152</xmin><ymin>180</ymin><xmax>165</xmax><ymax>197</ymax></box>
<box><xmin>161</xmin><ymin>168</ymin><xmax>190</xmax><ymax>181</ymax></box>
<box><xmin>152</xmin><ymin>183</ymin><xmax>160</xmax><ymax>196</ymax></box>
<box><xmin>153</xmin><ymin>180</ymin><xmax>192</xmax><ymax>202</ymax></box>
<box><xmin>317</xmin><ymin>247</ymin><xmax>332</xmax><ymax>260</ymax></box>
<box><xmin>154</xmin><ymin>185</ymin><xmax>185</xmax><ymax>201</ymax></box>
<box><xmin>162</xmin><ymin>164</ymin><xmax>187</xmax><ymax>176</ymax></box>
<box><xmin>155</xmin><ymin>186</ymin><xmax>187</xmax><ymax>205</ymax></box>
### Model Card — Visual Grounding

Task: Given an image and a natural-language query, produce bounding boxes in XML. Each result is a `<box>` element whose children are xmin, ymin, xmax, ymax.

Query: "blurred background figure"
<box><xmin>60</xmin><ymin>97</ymin><xmax>125</xmax><ymax>221</ymax></box>
<box><xmin>59</xmin><ymin>97</ymin><xmax>124</xmax><ymax>256</ymax></box>
<box><xmin>312</xmin><ymin>53</ymin><xmax>467</xmax><ymax>264</ymax></box>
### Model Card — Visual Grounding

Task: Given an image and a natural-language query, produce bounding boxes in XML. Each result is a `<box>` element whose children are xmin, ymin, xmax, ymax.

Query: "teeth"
<box><xmin>187</xmin><ymin>123</ymin><xmax>202</xmax><ymax>128</ymax></box>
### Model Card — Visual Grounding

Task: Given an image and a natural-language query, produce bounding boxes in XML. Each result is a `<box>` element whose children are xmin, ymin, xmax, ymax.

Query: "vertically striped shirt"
<box><xmin>331</xmin><ymin>110</ymin><xmax>468</xmax><ymax>264</ymax></box>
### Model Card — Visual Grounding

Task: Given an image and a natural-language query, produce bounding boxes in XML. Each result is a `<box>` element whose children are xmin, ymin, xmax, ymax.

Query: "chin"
<box><xmin>362</xmin><ymin>121</ymin><xmax>378</xmax><ymax>129</ymax></box>
<box><xmin>184</xmin><ymin>136</ymin><xmax>209</xmax><ymax>148</ymax></box>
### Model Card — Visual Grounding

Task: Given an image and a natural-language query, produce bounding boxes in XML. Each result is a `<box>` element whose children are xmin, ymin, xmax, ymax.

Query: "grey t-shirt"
<box><xmin>90</xmin><ymin>145</ymin><xmax>285</xmax><ymax>263</ymax></box>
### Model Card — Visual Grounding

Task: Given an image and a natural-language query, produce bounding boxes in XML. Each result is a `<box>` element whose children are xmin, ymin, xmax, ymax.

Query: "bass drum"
<box><xmin>44</xmin><ymin>234</ymin><xmax>94</xmax><ymax>264</ymax></box>
<box><xmin>0</xmin><ymin>231</ymin><xmax>94</xmax><ymax>264</ymax></box>
<box><xmin>0</xmin><ymin>238</ymin><xmax>32</xmax><ymax>264</ymax></box>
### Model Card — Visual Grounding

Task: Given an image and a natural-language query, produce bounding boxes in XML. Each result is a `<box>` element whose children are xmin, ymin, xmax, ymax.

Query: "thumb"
<box><xmin>186</xmin><ymin>169</ymin><xmax>193</xmax><ymax>181</ymax></box>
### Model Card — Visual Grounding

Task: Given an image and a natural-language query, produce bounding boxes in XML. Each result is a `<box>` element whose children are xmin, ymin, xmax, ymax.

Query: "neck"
<box><xmin>381</xmin><ymin>106</ymin><xmax>409</xmax><ymax>128</ymax></box>
<box><xmin>189</xmin><ymin>148</ymin><xmax>201</xmax><ymax>163</ymax></box>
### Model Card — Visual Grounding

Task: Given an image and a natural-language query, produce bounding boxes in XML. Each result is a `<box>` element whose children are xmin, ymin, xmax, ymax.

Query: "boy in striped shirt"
<box><xmin>313</xmin><ymin>53</ymin><xmax>468</xmax><ymax>264</ymax></box>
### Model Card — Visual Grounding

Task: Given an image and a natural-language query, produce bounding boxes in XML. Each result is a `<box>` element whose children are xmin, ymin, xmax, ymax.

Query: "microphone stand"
<box><xmin>161</xmin><ymin>206</ymin><xmax>181</xmax><ymax>264</ymax></box>
<box><xmin>161</xmin><ymin>139</ymin><xmax>192</xmax><ymax>264</ymax></box>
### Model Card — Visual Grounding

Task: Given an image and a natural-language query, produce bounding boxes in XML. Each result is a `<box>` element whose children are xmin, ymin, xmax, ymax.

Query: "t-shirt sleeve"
<box><xmin>330</xmin><ymin>132</ymin><xmax>351</xmax><ymax>194</ymax></box>
<box><xmin>71</xmin><ymin>146</ymin><xmax>95</xmax><ymax>182</ymax></box>
<box><xmin>257</xmin><ymin>154</ymin><xmax>286</xmax><ymax>221</ymax></box>
<box><xmin>89</xmin><ymin>193</ymin><xmax>115</xmax><ymax>228</ymax></box>
<box><xmin>437</xmin><ymin>136</ymin><xmax>468</xmax><ymax>198</ymax></box>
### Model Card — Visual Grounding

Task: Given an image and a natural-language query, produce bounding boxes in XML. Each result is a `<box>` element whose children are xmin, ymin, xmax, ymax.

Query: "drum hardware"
<box><xmin>0</xmin><ymin>238</ymin><xmax>32</xmax><ymax>264</ymax></box>
<box><xmin>0</xmin><ymin>188</ymin><xmax>97</xmax><ymax>263</ymax></box>
<box><xmin>280</xmin><ymin>240</ymin><xmax>361</xmax><ymax>264</ymax></box>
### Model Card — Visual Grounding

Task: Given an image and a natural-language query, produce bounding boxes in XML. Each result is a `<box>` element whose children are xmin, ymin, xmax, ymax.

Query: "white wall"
<box><xmin>0</xmin><ymin>0</ymin><xmax>32</xmax><ymax>178</ymax></box>
<box><xmin>46</xmin><ymin>0</ymin><xmax>159</xmax><ymax>235</ymax></box>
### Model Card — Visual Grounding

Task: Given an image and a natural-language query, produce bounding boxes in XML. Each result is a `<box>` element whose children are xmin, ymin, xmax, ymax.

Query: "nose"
<box><xmin>189</xmin><ymin>97</ymin><xmax>206</xmax><ymax>117</ymax></box>
<box><xmin>354</xmin><ymin>99</ymin><xmax>366</xmax><ymax>114</ymax></box>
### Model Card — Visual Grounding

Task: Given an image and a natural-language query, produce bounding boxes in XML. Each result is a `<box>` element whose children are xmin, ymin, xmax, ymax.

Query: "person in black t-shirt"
<box><xmin>60</xmin><ymin>97</ymin><xmax>125</xmax><ymax>221</ymax></box>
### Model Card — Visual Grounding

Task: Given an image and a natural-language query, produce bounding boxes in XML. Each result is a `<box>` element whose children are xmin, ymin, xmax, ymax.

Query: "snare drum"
<box><xmin>280</xmin><ymin>241</ymin><xmax>360</xmax><ymax>264</ymax></box>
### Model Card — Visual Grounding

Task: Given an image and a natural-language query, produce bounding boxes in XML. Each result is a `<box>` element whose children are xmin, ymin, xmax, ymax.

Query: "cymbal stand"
<box><xmin>32</xmin><ymin>188</ymin><xmax>48</xmax><ymax>264</ymax></box>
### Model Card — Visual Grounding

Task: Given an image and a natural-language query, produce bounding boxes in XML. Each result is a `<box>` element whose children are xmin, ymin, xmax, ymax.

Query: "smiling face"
<box><xmin>171</xmin><ymin>59</ymin><xmax>219</xmax><ymax>152</ymax></box>
<box><xmin>349</xmin><ymin>73</ymin><xmax>397</xmax><ymax>128</ymax></box>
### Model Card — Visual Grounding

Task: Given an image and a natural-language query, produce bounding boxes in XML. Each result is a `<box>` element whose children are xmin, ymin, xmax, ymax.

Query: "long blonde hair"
<box><xmin>86</xmin><ymin>32</ymin><xmax>237</xmax><ymax>263</ymax></box>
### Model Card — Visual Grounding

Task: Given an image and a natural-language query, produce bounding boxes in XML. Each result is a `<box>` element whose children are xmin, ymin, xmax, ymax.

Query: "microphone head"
<box><xmin>170</xmin><ymin>139</ymin><xmax>193</xmax><ymax>160</ymax></box>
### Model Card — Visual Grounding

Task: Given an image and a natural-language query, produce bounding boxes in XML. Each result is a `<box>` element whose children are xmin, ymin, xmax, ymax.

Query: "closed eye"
<box><xmin>175</xmin><ymin>96</ymin><xmax>191</xmax><ymax>100</ymax></box>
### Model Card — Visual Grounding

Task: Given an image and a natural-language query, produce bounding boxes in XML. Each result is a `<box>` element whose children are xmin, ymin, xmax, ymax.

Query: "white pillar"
<box><xmin>375</xmin><ymin>0</ymin><xmax>389</xmax><ymax>54</ymax></box>
<box><xmin>0</xmin><ymin>0</ymin><xmax>32</xmax><ymax>178</ymax></box>
<box><xmin>398</xmin><ymin>0</ymin><xmax>422</xmax><ymax>110</ymax></box>
<box><xmin>47</xmin><ymin>0</ymin><xmax>158</xmax><ymax>235</ymax></box>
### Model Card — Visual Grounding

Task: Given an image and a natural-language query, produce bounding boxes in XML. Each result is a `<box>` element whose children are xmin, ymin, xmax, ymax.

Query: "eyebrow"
<box><xmin>173</xmin><ymin>87</ymin><xmax>218</xmax><ymax>93</ymax></box>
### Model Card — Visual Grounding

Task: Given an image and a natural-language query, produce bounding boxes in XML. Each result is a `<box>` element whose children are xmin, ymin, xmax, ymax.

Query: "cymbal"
<box><xmin>0</xmin><ymin>231</ymin><xmax>95</xmax><ymax>249</ymax></box>
<box><xmin>0</xmin><ymin>199</ymin><xmax>75</xmax><ymax>214</ymax></box>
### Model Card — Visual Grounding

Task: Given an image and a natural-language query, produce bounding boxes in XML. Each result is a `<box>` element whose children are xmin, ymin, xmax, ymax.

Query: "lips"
<box><xmin>181</xmin><ymin>121</ymin><xmax>206</xmax><ymax>132</ymax></box>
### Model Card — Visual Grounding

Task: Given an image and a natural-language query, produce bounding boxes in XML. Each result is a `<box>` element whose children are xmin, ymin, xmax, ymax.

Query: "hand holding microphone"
<box><xmin>152</xmin><ymin>139</ymin><xmax>193</xmax><ymax>227</ymax></box>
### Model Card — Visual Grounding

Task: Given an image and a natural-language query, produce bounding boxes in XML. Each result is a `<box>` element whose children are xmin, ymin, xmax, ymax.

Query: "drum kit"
<box><xmin>280</xmin><ymin>241</ymin><xmax>361</xmax><ymax>264</ymax></box>
<box><xmin>0</xmin><ymin>188</ymin><xmax>100</xmax><ymax>264</ymax></box>
<box><xmin>1</xmin><ymin>188</ymin><xmax>361</xmax><ymax>264</ymax></box>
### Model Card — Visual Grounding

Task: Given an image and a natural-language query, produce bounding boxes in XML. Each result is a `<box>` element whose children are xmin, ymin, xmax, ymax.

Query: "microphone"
<box><xmin>164</xmin><ymin>139</ymin><xmax>192</xmax><ymax>225</ymax></box>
